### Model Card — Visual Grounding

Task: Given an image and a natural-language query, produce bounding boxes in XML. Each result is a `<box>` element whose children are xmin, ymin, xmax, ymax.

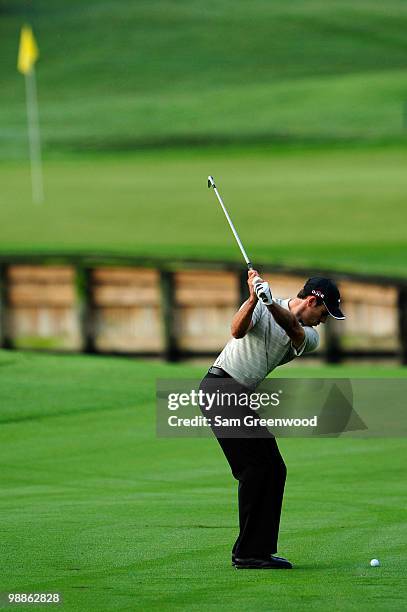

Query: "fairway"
<box><xmin>1</xmin><ymin>144</ymin><xmax>407</xmax><ymax>276</ymax></box>
<box><xmin>0</xmin><ymin>351</ymin><xmax>406</xmax><ymax>611</ymax></box>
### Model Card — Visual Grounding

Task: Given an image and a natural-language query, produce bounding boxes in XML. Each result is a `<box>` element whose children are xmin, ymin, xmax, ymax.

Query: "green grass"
<box><xmin>2</xmin><ymin>1</ymin><xmax>407</xmax><ymax>276</ymax></box>
<box><xmin>0</xmin><ymin>350</ymin><xmax>406</xmax><ymax>610</ymax></box>
<box><xmin>1</xmin><ymin>145</ymin><xmax>407</xmax><ymax>276</ymax></box>
<box><xmin>3</xmin><ymin>1</ymin><xmax>407</xmax><ymax>158</ymax></box>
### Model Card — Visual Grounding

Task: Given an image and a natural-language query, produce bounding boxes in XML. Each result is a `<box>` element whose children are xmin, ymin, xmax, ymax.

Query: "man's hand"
<box><xmin>252</xmin><ymin>275</ymin><xmax>273</xmax><ymax>305</ymax></box>
<box><xmin>247</xmin><ymin>269</ymin><xmax>261</xmax><ymax>304</ymax></box>
<box><xmin>230</xmin><ymin>269</ymin><xmax>263</xmax><ymax>339</ymax></box>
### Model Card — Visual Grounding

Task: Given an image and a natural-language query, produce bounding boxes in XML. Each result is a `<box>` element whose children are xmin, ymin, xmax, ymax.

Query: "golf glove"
<box><xmin>253</xmin><ymin>278</ymin><xmax>273</xmax><ymax>305</ymax></box>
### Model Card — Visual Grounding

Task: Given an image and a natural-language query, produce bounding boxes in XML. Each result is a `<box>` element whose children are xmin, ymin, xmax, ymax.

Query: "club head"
<box><xmin>207</xmin><ymin>175</ymin><xmax>216</xmax><ymax>189</ymax></box>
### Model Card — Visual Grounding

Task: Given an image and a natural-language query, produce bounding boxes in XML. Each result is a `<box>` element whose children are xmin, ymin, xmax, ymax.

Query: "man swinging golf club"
<box><xmin>200</xmin><ymin>177</ymin><xmax>345</xmax><ymax>570</ymax></box>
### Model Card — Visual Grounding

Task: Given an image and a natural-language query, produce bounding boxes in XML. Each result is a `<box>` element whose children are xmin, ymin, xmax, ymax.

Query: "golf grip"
<box><xmin>252</xmin><ymin>276</ymin><xmax>269</xmax><ymax>303</ymax></box>
<box><xmin>248</xmin><ymin>264</ymin><xmax>268</xmax><ymax>301</ymax></box>
<box><xmin>249</xmin><ymin>262</ymin><xmax>270</xmax><ymax>302</ymax></box>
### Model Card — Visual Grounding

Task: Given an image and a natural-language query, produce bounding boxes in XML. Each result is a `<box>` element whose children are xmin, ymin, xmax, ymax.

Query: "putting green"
<box><xmin>3</xmin><ymin>1</ymin><xmax>407</xmax><ymax>159</ymax></box>
<box><xmin>2</xmin><ymin>1</ymin><xmax>407</xmax><ymax>277</ymax></box>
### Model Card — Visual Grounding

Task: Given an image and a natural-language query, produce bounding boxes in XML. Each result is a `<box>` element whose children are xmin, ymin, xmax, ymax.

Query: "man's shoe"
<box><xmin>234</xmin><ymin>556</ymin><xmax>292</xmax><ymax>569</ymax></box>
<box><xmin>232</xmin><ymin>553</ymin><xmax>289</xmax><ymax>566</ymax></box>
<box><xmin>231</xmin><ymin>553</ymin><xmax>292</xmax><ymax>567</ymax></box>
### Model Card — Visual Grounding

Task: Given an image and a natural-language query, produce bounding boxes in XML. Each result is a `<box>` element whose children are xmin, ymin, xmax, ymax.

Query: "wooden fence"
<box><xmin>0</xmin><ymin>254</ymin><xmax>406</xmax><ymax>364</ymax></box>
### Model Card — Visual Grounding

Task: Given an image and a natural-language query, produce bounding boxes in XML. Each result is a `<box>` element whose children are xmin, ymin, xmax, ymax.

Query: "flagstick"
<box><xmin>24</xmin><ymin>67</ymin><xmax>44</xmax><ymax>204</ymax></box>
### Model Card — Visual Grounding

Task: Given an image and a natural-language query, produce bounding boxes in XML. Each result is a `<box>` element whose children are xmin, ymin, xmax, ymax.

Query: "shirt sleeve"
<box><xmin>291</xmin><ymin>326</ymin><xmax>319</xmax><ymax>356</ymax></box>
<box><xmin>250</xmin><ymin>300</ymin><xmax>264</xmax><ymax>327</ymax></box>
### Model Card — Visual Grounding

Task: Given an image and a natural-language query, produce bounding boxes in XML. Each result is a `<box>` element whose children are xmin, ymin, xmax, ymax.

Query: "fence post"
<box><xmin>160</xmin><ymin>270</ymin><xmax>179</xmax><ymax>361</ymax></box>
<box><xmin>0</xmin><ymin>264</ymin><xmax>12</xmax><ymax>349</ymax></box>
<box><xmin>239</xmin><ymin>268</ymin><xmax>249</xmax><ymax>305</ymax></box>
<box><xmin>398</xmin><ymin>285</ymin><xmax>407</xmax><ymax>365</ymax></box>
<box><xmin>76</xmin><ymin>266</ymin><xmax>96</xmax><ymax>354</ymax></box>
<box><xmin>324</xmin><ymin>317</ymin><xmax>342</xmax><ymax>364</ymax></box>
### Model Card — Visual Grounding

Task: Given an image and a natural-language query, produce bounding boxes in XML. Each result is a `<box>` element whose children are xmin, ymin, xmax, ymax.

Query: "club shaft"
<box><xmin>212</xmin><ymin>185</ymin><xmax>252</xmax><ymax>269</ymax></box>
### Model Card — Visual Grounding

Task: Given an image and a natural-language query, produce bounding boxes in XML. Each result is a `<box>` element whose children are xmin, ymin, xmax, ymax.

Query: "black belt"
<box><xmin>208</xmin><ymin>366</ymin><xmax>231</xmax><ymax>378</ymax></box>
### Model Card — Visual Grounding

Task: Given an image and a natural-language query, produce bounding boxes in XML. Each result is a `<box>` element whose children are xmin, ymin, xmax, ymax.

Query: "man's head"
<box><xmin>297</xmin><ymin>277</ymin><xmax>345</xmax><ymax>326</ymax></box>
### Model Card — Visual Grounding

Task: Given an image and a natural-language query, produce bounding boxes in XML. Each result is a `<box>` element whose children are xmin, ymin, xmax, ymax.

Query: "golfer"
<box><xmin>199</xmin><ymin>271</ymin><xmax>345</xmax><ymax>569</ymax></box>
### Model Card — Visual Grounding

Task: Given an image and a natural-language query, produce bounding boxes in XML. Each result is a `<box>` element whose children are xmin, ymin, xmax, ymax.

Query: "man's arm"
<box><xmin>251</xmin><ymin>274</ymin><xmax>306</xmax><ymax>349</ymax></box>
<box><xmin>231</xmin><ymin>269</ymin><xmax>260</xmax><ymax>339</ymax></box>
<box><xmin>231</xmin><ymin>297</ymin><xmax>257</xmax><ymax>338</ymax></box>
<box><xmin>266</xmin><ymin>302</ymin><xmax>305</xmax><ymax>349</ymax></box>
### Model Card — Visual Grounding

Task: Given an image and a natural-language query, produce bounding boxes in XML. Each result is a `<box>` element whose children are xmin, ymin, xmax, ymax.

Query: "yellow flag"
<box><xmin>17</xmin><ymin>25</ymin><xmax>39</xmax><ymax>75</ymax></box>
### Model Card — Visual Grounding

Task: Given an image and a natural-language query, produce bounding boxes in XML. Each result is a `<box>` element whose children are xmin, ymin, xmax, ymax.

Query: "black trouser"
<box><xmin>199</xmin><ymin>372</ymin><xmax>287</xmax><ymax>558</ymax></box>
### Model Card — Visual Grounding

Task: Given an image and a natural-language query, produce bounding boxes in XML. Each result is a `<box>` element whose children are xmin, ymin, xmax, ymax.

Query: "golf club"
<box><xmin>207</xmin><ymin>175</ymin><xmax>268</xmax><ymax>303</ymax></box>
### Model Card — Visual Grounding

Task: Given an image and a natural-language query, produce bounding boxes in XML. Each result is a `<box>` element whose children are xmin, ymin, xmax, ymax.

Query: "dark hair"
<box><xmin>297</xmin><ymin>287</ymin><xmax>324</xmax><ymax>305</ymax></box>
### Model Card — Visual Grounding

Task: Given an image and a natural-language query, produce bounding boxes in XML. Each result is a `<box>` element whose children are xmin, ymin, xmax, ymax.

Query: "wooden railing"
<box><xmin>0</xmin><ymin>254</ymin><xmax>406</xmax><ymax>364</ymax></box>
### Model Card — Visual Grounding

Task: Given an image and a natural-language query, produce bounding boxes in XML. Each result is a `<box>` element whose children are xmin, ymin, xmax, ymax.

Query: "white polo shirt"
<box><xmin>213</xmin><ymin>298</ymin><xmax>319</xmax><ymax>389</ymax></box>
